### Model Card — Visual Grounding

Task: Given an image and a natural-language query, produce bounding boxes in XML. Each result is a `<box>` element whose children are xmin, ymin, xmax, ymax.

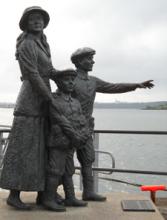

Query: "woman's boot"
<box><xmin>7</xmin><ymin>190</ymin><xmax>32</xmax><ymax>210</ymax></box>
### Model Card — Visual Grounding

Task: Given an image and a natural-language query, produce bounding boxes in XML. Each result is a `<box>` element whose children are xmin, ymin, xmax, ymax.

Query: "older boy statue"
<box><xmin>70</xmin><ymin>47</ymin><xmax>154</xmax><ymax>201</ymax></box>
<box><xmin>41</xmin><ymin>69</ymin><xmax>89</xmax><ymax>211</ymax></box>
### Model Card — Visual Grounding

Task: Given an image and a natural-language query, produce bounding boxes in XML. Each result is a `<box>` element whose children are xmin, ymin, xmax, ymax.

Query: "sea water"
<box><xmin>0</xmin><ymin>108</ymin><xmax>167</xmax><ymax>196</ymax></box>
<box><xmin>92</xmin><ymin>109</ymin><xmax>167</xmax><ymax>196</ymax></box>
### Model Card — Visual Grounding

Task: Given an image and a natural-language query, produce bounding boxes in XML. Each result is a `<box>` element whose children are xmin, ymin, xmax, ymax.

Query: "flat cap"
<box><xmin>71</xmin><ymin>47</ymin><xmax>96</xmax><ymax>64</ymax></box>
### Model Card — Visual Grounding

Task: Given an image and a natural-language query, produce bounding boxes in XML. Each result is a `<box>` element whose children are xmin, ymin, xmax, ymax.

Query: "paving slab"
<box><xmin>0</xmin><ymin>191</ymin><xmax>164</xmax><ymax>220</ymax></box>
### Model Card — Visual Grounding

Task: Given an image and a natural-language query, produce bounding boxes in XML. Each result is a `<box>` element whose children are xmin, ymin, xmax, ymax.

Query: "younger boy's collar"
<box><xmin>56</xmin><ymin>90</ymin><xmax>72</xmax><ymax>102</ymax></box>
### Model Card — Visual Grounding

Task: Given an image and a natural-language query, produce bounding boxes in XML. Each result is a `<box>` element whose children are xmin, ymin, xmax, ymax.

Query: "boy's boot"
<box><xmin>82</xmin><ymin>166</ymin><xmax>106</xmax><ymax>201</ymax></box>
<box><xmin>63</xmin><ymin>175</ymin><xmax>87</xmax><ymax>207</ymax></box>
<box><xmin>41</xmin><ymin>176</ymin><xmax>66</xmax><ymax>212</ymax></box>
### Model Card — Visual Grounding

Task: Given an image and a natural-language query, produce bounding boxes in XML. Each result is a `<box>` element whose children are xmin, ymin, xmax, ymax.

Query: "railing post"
<box><xmin>0</xmin><ymin>132</ymin><xmax>3</xmax><ymax>174</ymax></box>
<box><xmin>93</xmin><ymin>132</ymin><xmax>99</xmax><ymax>192</ymax></box>
<box><xmin>79</xmin><ymin>174</ymin><xmax>83</xmax><ymax>191</ymax></box>
<box><xmin>0</xmin><ymin>132</ymin><xmax>3</xmax><ymax>158</ymax></box>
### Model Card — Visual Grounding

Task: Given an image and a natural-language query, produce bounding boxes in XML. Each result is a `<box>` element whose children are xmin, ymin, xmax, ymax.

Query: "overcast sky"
<box><xmin>0</xmin><ymin>0</ymin><xmax>166</xmax><ymax>103</ymax></box>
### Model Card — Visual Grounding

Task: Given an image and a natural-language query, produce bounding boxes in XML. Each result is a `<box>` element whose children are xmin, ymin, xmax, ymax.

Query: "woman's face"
<box><xmin>27</xmin><ymin>12</ymin><xmax>44</xmax><ymax>33</ymax></box>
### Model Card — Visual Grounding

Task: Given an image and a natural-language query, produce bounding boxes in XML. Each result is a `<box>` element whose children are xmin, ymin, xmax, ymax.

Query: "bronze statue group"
<box><xmin>0</xmin><ymin>6</ymin><xmax>154</xmax><ymax>212</ymax></box>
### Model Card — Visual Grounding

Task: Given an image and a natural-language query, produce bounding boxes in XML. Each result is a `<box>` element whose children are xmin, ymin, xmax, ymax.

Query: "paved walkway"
<box><xmin>0</xmin><ymin>191</ymin><xmax>164</xmax><ymax>220</ymax></box>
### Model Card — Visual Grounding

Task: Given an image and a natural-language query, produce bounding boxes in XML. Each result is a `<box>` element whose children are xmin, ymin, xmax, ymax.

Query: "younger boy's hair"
<box><xmin>52</xmin><ymin>68</ymin><xmax>77</xmax><ymax>89</ymax></box>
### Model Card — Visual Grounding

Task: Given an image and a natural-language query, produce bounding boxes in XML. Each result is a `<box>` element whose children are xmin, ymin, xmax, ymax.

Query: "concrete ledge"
<box><xmin>0</xmin><ymin>191</ymin><xmax>164</xmax><ymax>220</ymax></box>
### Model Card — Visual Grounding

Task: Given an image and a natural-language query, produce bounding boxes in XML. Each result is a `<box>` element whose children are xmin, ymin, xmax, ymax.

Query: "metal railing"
<box><xmin>79</xmin><ymin>130</ymin><xmax>167</xmax><ymax>192</ymax></box>
<box><xmin>0</xmin><ymin>128</ymin><xmax>10</xmax><ymax>171</ymax></box>
<box><xmin>0</xmin><ymin>127</ymin><xmax>167</xmax><ymax>191</ymax></box>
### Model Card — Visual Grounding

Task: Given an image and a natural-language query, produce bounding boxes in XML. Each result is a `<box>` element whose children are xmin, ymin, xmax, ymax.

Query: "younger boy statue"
<box><xmin>41</xmin><ymin>69</ymin><xmax>89</xmax><ymax>211</ymax></box>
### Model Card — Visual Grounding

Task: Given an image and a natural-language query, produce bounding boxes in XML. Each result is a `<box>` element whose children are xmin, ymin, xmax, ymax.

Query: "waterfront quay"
<box><xmin>0</xmin><ymin>191</ymin><xmax>165</xmax><ymax>220</ymax></box>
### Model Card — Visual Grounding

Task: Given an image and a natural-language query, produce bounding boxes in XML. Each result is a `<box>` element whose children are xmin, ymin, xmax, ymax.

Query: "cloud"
<box><xmin>0</xmin><ymin>0</ymin><xmax>166</xmax><ymax>102</ymax></box>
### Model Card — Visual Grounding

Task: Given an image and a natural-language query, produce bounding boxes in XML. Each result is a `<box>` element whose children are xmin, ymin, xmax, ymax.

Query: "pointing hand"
<box><xmin>138</xmin><ymin>80</ymin><xmax>154</xmax><ymax>89</ymax></box>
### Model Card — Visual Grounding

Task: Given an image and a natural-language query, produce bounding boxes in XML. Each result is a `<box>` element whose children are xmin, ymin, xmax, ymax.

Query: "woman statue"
<box><xmin>0</xmin><ymin>6</ymin><xmax>63</xmax><ymax>211</ymax></box>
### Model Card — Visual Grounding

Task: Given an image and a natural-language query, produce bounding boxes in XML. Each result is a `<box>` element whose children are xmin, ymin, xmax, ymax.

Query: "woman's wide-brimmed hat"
<box><xmin>19</xmin><ymin>6</ymin><xmax>50</xmax><ymax>31</ymax></box>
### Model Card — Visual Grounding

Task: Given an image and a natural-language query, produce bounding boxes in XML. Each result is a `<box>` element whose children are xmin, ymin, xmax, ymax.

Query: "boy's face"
<box><xmin>78</xmin><ymin>54</ymin><xmax>95</xmax><ymax>72</ymax></box>
<box><xmin>57</xmin><ymin>75</ymin><xmax>76</xmax><ymax>93</ymax></box>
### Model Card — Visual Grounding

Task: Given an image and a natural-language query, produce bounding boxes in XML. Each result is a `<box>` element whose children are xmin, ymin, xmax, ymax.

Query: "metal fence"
<box><xmin>0</xmin><ymin>128</ymin><xmax>167</xmax><ymax>192</ymax></box>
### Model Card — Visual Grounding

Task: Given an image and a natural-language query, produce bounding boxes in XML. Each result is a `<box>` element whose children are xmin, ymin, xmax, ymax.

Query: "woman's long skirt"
<box><xmin>0</xmin><ymin>116</ymin><xmax>46</xmax><ymax>191</ymax></box>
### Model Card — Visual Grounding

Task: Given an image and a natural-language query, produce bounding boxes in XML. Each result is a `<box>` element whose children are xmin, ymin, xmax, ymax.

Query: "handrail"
<box><xmin>95</xmin><ymin>150</ymin><xmax>115</xmax><ymax>174</ymax></box>
<box><xmin>0</xmin><ymin>125</ymin><xmax>11</xmax><ymax>128</ymax></box>
<box><xmin>75</xmin><ymin>166</ymin><xmax>167</xmax><ymax>176</ymax></box>
<box><xmin>0</xmin><ymin>129</ymin><xmax>11</xmax><ymax>133</ymax></box>
<box><xmin>94</xmin><ymin>130</ymin><xmax>167</xmax><ymax>135</ymax></box>
<box><xmin>0</xmin><ymin>128</ymin><xmax>167</xmax><ymax>135</ymax></box>
<box><xmin>1</xmin><ymin>129</ymin><xmax>167</xmax><ymax>173</ymax></box>
<box><xmin>92</xmin><ymin>129</ymin><xmax>167</xmax><ymax>191</ymax></box>
<box><xmin>0</xmin><ymin>128</ymin><xmax>167</xmax><ymax>191</ymax></box>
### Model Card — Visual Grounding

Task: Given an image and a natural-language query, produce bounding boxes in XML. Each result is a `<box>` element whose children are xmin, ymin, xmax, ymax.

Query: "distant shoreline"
<box><xmin>0</xmin><ymin>101</ymin><xmax>167</xmax><ymax>110</ymax></box>
<box><xmin>0</xmin><ymin>104</ymin><xmax>15</xmax><ymax>108</ymax></box>
<box><xmin>94</xmin><ymin>101</ymin><xmax>167</xmax><ymax>110</ymax></box>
